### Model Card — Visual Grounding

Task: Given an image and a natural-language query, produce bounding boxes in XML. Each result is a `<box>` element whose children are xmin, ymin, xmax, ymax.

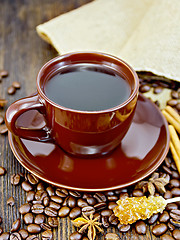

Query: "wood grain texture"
<box><xmin>0</xmin><ymin>1</ymin><xmax>158</xmax><ymax>239</ymax></box>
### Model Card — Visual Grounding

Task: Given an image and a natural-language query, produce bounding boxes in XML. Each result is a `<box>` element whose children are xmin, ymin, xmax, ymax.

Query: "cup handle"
<box><xmin>5</xmin><ymin>94</ymin><xmax>53</xmax><ymax>142</ymax></box>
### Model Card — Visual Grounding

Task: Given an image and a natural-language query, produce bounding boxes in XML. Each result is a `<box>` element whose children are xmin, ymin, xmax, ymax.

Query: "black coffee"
<box><xmin>45</xmin><ymin>64</ymin><xmax>131</xmax><ymax>111</ymax></box>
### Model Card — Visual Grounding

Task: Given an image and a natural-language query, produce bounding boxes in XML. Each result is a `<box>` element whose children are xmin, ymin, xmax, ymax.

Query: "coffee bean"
<box><xmin>27</xmin><ymin>224</ymin><xmax>41</xmax><ymax>234</ymax></box>
<box><xmin>49</xmin><ymin>201</ymin><xmax>61</xmax><ymax>210</ymax></box>
<box><xmin>167</xmin><ymin>99</ymin><xmax>178</xmax><ymax>107</ymax></box>
<box><xmin>19</xmin><ymin>203</ymin><xmax>31</xmax><ymax>215</ymax></box>
<box><xmin>168</xmin><ymin>222</ymin><xmax>175</xmax><ymax>231</ymax></box>
<box><xmin>55</xmin><ymin>189</ymin><xmax>68</xmax><ymax>198</ymax></box>
<box><xmin>46</xmin><ymin>186</ymin><xmax>55</xmax><ymax>196</ymax></box>
<box><xmin>67</xmin><ymin>196</ymin><xmax>76</xmax><ymax>208</ymax></box>
<box><xmin>19</xmin><ymin>229</ymin><xmax>29</xmax><ymax>239</ymax></box>
<box><xmin>82</xmin><ymin>206</ymin><xmax>95</xmax><ymax>216</ymax></box>
<box><xmin>164</xmin><ymin>190</ymin><xmax>173</xmax><ymax>199</ymax></box>
<box><xmin>0</xmin><ymin>99</ymin><xmax>7</xmax><ymax>108</ymax></box>
<box><xmin>154</xmin><ymin>86</ymin><xmax>163</xmax><ymax>94</ymax></box>
<box><xmin>101</xmin><ymin>209</ymin><xmax>113</xmax><ymax>217</ymax></box>
<box><xmin>77</xmin><ymin>199</ymin><xmax>88</xmax><ymax>208</ymax></box>
<box><xmin>7</xmin><ymin>196</ymin><xmax>15</xmax><ymax>206</ymax></box>
<box><xmin>170</xmin><ymin>179</ymin><xmax>180</xmax><ymax>188</ymax></box>
<box><xmin>27</xmin><ymin>174</ymin><xmax>39</xmax><ymax>185</ymax></box>
<box><xmin>0</xmin><ymin>70</ymin><xmax>8</xmax><ymax>77</ymax></box>
<box><xmin>107</xmin><ymin>195</ymin><xmax>118</xmax><ymax>201</ymax></box>
<box><xmin>58</xmin><ymin>206</ymin><xmax>70</xmax><ymax>217</ymax></box>
<box><xmin>135</xmin><ymin>220</ymin><xmax>146</xmax><ymax>235</ymax></box>
<box><xmin>34</xmin><ymin>214</ymin><xmax>45</xmax><ymax>225</ymax></box>
<box><xmin>10</xmin><ymin>232</ymin><xmax>21</xmax><ymax>240</ymax></box>
<box><xmin>40</xmin><ymin>223</ymin><xmax>51</xmax><ymax>231</ymax></box>
<box><xmin>166</xmin><ymin>203</ymin><xmax>178</xmax><ymax>211</ymax></box>
<box><xmin>0</xmin><ymin>115</ymin><xmax>4</xmax><ymax>125</ymax></box>
<box><xmin>172</xmin><ymin>171</ymin><xmax>179</xmax><ymax>179</ymax></box>
<box><xmin>44</xmin><ymin>207</ymin><xmax>58</xmax><ymax>217</ymax></box>
<box><xmin>102</xmin><ymin>216</ymin><xmax>110</xmax><ymax>228</ymax></box>
<box><xmin>35</xmin><ymin>190</ymin><xmax>47</xmax><ymax>201</ymax></box>
<box><xmin>94</xmin><ymin>202</ymin><xmax>107</xmax><ymax>211</ymax></box>
<box><xmin>69</xmin><ymin>232</ymin><xmax>82</xmax><ymax>240</ymax></box>
<box><xmin>172</xmin><ymin>229</ymin><xmax>180</xmax><ymax>240</ymax></box>
<box><xmin>21</xmin><ymin>181</ymin><xmax>33</xmax><ymax>192</ymax></box>
<box><xmin>7</xmin><ymin>86</ymin><xmax>16</xmax><ymax>95</ymax></box>
<box><xmin>0</xmin><ymin>232</ymin><xmax>10</xmax><ymax>240</ymax></box>
<box><xmin>31</xmin><ymin>204</ymin><xmax>44</xmax><ymax>214</ymax></box>
<box><xmin>132</xmin><ymin>189</ymin><xmax>144</xmax><ymax>197</ymax></box>
<box><xmin>171</xmin><ymin>163</ymin><xmax>177</xmax><ymax>171</ymax></box>
<box><xmin>11</xmin><ymin>219</ymin><xmax>21</xmax><ymax>232</ymax></box>
<box><xmin>69</xmin><ymin>191</ymin><xmax>81</xmax><ymax>198</ymax></box>
<box><xmin>109</xmin><ymin>214</ymin><xmax>119</xmax><ymax>226</ymax></box>
<box><xmin>26</xmin><ymin>235</ymin><xmax>39</xmax><ymax>240</ymax></box>
<box><xmin>48</xmin><ymin>217</ymin><xmax>58</xmax><ymax>228</ymax></box>
<box><xmin>161</xmin><ymin>234</ymin><xmax>175</xmax><ymax>240</ymax></box>
<box><xmin>0</xmin><ymin>167</ymin><xmax>6</xmax><ymax>176</ymax></box>
<box><xmin>11</xmin><ymin>174</ymin><xmax>21</xmax><ymax>185</ymax></box>
<box><xmin>176</xmin><ymin>103</ymin><xmax>180</xmax><ymax>111</ymax></box>
<box><xmin>140</xmin><ymin>84</ymin><xmax>151</xmax><ymax>93</ymax></box>
<box><xmin>69</xmin><ymin>207</ymin><xmax>81</xmax><ymax>219</ymax></box>
<box><xmin>118</xmin><ymin>223</ymin><xmax>130</xmax><ymax>232</ymax></box>
<box><xmin>36</xmin><ymin>182</ymin><xmax>45</xmax><ymax>191</ymax></box>
<box><xmin>26</xmin><ymin>191</ymin><xmax>35</xmax><ymax>202</ymax></box>
<box><xmin>170</xmin><ymin>209</ymin><xmax>180</xmax><ymax>221</ymax></box>
<box><xmin>32</xmin><ymin>200</ymin><xmax>42</xmax><ymax>205</ymax></box>
<box><xmin>119</xmin><ymin>192</ymin><xmax>129</xmax><ymax>200</ymax></box>
<box><xmin>105</xmin><ymin>233</ymin><xmax>120</xmax><ymax>239</ymax></box>
<box><xmin>93</xmin><ymin>193</ymin><xmax>106</xmax><ymax>202</ymax></box>
<box><xmin>62</xmin><ymin>196</ymin><xmax>69</xmax><ymax>207</ymax></box>
<box><xmin>152</xmin><ymin>223</ymin><xmax>168</xmax><ymax>236</ymax></box>
<box><xmin>24</xmin><ymin>213</ymin><xmax>34</xmax><ymax>225</ymax></box>
<box><xmin>170</xmin><ymin>219</ymin><xmax>180</xmax><ymax>228</ymax></box>
<box><xmin>42</xmin><ymin>230</ymin><xmax>53</xmax><ymax>240</ymax></box>
<box><xmin>12</xmin><ymin>81</ymin><xmax>21</xmax><ymax>89</ymax></box>
<box><xmin>86</xmin><ymin>197</ymin><xmax>97</xmax><ymax>206</ymax></box>
<box><xmin>171</xmin><ymin>188</ymin><xmax>180</xmax><ymax>196</ymax></box>
<box><xmin>0</xmin><ymin>124</ymin><xmax>8</xmax><ymax>134</ymax></box>
<box><xmin>108</xmin><ymin>202</ymin><xmax>118</xmax><ymax>210</ymax></box>
<box><xmin>159</xmin><ymin>211</ymin><xmax>170</xmax><ymax>223</ymax></box>
<box><xmin>43</xmin><ymin>196</ymin><xmax>50</xmax><ymax>207</ymax></box>
<box><xmin>50</xmin><ymin>196</ymin><xmax>63</xmax><ymax>205</ymax></box>
<box><xmin>162</xmin><ymin>166</ymin><xmax>172</xmax><ymax>175</ymax></box>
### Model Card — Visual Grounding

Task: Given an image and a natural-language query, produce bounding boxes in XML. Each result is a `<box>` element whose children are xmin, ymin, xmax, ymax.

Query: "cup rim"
<box><xmin>36</xmin><ymin>51</ymin><xmax>139</xmax><ymax>114</ymax></box>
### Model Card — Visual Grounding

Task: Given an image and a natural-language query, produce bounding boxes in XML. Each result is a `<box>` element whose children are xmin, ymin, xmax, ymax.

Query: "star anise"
<box><xmin>72</xmin><ymin>213</ymin><xmax>103</xmax><ymax>240</ymax></box>
<box><xmin>135</xmin><ymin>172</ymin><xmax>170</xmax><ymax>195</ymax></box>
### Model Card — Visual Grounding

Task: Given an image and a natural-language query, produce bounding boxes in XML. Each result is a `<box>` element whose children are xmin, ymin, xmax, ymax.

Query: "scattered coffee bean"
<box><xmin>172</xmin><ymin>229</ymin><xmax>180</xmax><ymax>240</ymax></box>
<box><xmin>0</xmin><ymin>167</ymin><xmax>6</xmax><ymax>176</ymax></box>
<box><xmin>69</xmin><ymin>231</ymin><xmax>82</xmax><ymax>240</ymax></box>
<box><xmin>27</xmin><ymin>224</ymin><xmax>41</xmax><ymax>234</ymax></box>
<box><xmin>12</xmin><ymin>81</ymin><xmax>21</xmax><ymax>89</ymax></box>
<box><xmin>82</xmin><ymin>206</ymin><xmax>95</xmax><ymax>216</ymax></box>
<box><xmin>108</xmin><ymin>202</ymin><xmax>118</xmax><ymax>210</ymax></box>
<box><xmin>132</xmin><ymin>189</ymin><xmax>144</xmax><ymax>197</ymax></box>
<box><xmin>164</xmin><ymin>190</ymin><xmax>173</xmax><ymax>199</ymax></box>
<box><xmin>135</xmin><ymin>220</ymin><xmax>146</xmax><ymax>235</ymax></box>
<box><xmin>77</xmin><ymin>199</ymin><xmax>88</xmax><ymax>208</ymax></box>
<box><xmin>170</xmin><ymin>218</ymin><xmax>180</xmax><ymax>228</ymax></box>
<box><xmin>86</xmin><ymin>197</ymin><xmax>97</xmax><ymax>206</ymax></box>
<box><xmin>40</xmin><ymin>223</ymin><xmax>51</xmax><ymax>231</ymax></box>
<box><xmin>26</xmin><ymin>235</ymin><xmax>39</xmax><ymax>240</ymax></box>
<box><xmin>42</xmin><ymin>230</ymin><xmax>53</xmax><ymax>240</ymax></box>
<box><xmin>43</xmin><ymin>196</ymin><xmax>50</xmax><ymax>207</ymax></box>
<box><xmin>11</xmin><ymin>219</ymin><xmax>21</xmax><ymax>232</ymax></box>
<box><xmin>10</xmin><ymin>232</ymin><xmax>21</xmax><ymax>240</ymax></box>
<box><xmin>140</xmin><ymin>84</ymin><xmax>151</xmax><ymax>93</ymax></box>
<box><xmin>26</xmin><ymin>191</ymin><xmax>35</xmax><ymax>202</ymax></box>
<box><xmin>48</xmin><ymin>217</ymin><xmax>58</xmax><ymax>228</ymax></box>
<box><xmin>36</xmin><ymin>182</ymin><xmax>45</xmax><ymax>191</ymax></box>
<box><xmin>0</xmin><ymin>99</ymin><xmax>7</xmax><ymax>108</ymax></box>
<box><xmin>31</xmin><ymin>204</ymin><xmax>44</xmax><ymax>214</ymax></box>
<box><xmin>102</xmin><ymin>216</ymin><xmax>110</xmax><ymax>228</ymax></box>
<box><xmin>159</xmin><ymin>211</ymin><xmax>170</xmax><ymax>223</ymax></box>
<box><xmin>105</xmin><ymin>233</ymin><xmax>120</xmax><ymax>239</ymax></box>
<box><xmin>55</xmin><ymin>189</ymin><xmax>68</xmax><ymax>198</ymax></box>
<box><xmin>0</xmin><ymin>124</ymin><xmax>8</xmax><ymax>134</ymax></box>
<box><xmin>171</xmin><ymin>90</ymin><xmax>179</xmax><ymax>99</ymax></box>
<box><xmin>168</xmin><ymin>222</ymin><xmax>175</xmax><ymax>232</ymax></box>
<box><xmin>93</xmin><ymin>192</ymin><xmax>106</xmax><ymax>202</ymax></box>
<box><xmin>170</xmin><ymin>209</ymin><xmax>180</xmax><ymax>221</ymax></box>
<box><xmin>46</xmin><ymin>186</ymin><xmax>55</xmax><ymax>196</ymax></box>
<box><xmin>19</xmin><ymin>229</ymin><xmax>29</xmax><ymax>239</ymax></box>
<box><xmin>0</xmin><ymin>70</ymin><xmax>8</xmax><ymax>78</ymax></box>
<box><xmin>35</xmin><ymin>190</ymin><xmax>47</xmax><ymax>201</ymax></box>
<box><xmin>34</xmin><ymin>214</ymin><xmax>45</xmax><ymax>225</ymax></box>
<box><xmin>69</xmin><ymin>190</ymin><xmax>81</xmax><ymax>198</ymax></box>
<box><xmin>148</xmin><ymin>213</ymin><xmax>159</xmax><ymax>225</ymax></box>
<box><xmin>0</xmin><ymin>232</ymin><xmax>10</xmax><ymax>240</ymax></box>
<box><xmin>109</xmin><ymin>214</ymin><xmax>119</xmax><ymax>225</ymax></box>
<box><xmin>21</xmin><ymin>181</ymin><xmax>33</xmax><ymax>192</ymax></box>
<box><xmin>7</xmin><ymin>196</ymin><xmax>15</xmax><ymax>206</ymax></box>
<box><xmin>154</xmin><ymin>86</ymin><xmax>163</xmax><ymax>94</ymax></box>
<box><xmin>161</xmin><ymin>234</ymin><xmax>175</xmax><ymax>240</ymax></box>
<box><xmin>171</xmin><ymin>188</ymin><xmax>180</xmax><ymax>196</ymax></box>
<box><xmin>58</xmin><ymin>206</ymin><xmax>70</xmax><ymax>217</ymax></box>
<box><xmin>67</xmin><ymin>196</ymin><xmax>76</xmax><ymax>208</ymax></box>
<box><xmin>118</xmin><ymin>223</ymin><xmax>130</xmax><ymax>232</ymax></box>
<box><xmin>167</xmin><ymin>99</ymin><xmax>178</xmax><ymax>107</ymax></box>
<box><xmin>69</xmin><ymin>207</ymin><xmax>81</xmax><ymax>219</ymax></box>
<box><xmin>24</xmin><ymin>213</ymin><xmax>34</xmax><ymax>225</ymax></box>
<box><xmin>44</xmin><ymin>207</ymin><xmax>57</xmax><ymax>217</ymax></box>
<box><xmin>7</xmin><ymin>86</ymin><xmax>16</xmax><ymax>95</ymax></box>
<box><xmin>19</xmin><ymin>203</ymin><xmax>31</xmax><ymax>215</ymax></box>
<box><xmin>27</xmin><ymin>174</ymin><xmax>39</xmax><ymax>185</ymax></box>
<box><xmin>166</xmin><ymin>203</ymin><xmax>178</xmax><ymax>211</ymax></box>
<box><xmin>11</xmin><ymin>174</ymin><xmax>21</xmax><ymax>185</ymax></box>
<box><xmin>101</xmin><ymin>209</ymin><xmax>113</xmax><ymax>217</ymax></box>
<box><xmin>94</xmin><ymin>202</ymin><xmax>107</xmax><ymax>211</ymax></box>
<box><xmin>152</xmin><ymin>223</ymin><xmax>168</xmax><ymax>236</ymax></box>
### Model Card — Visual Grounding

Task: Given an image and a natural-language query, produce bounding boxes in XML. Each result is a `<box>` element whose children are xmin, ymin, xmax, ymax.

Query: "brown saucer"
<box><xmin>8</xmin><ymin>94</ymin><xmax>169</xmax><ymax>192</ymax></box>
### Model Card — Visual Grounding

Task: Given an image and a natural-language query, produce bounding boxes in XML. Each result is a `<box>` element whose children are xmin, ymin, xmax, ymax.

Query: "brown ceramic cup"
<box><xmin>5</xmin><ymin>52</ymin><xmax>139</xmax><ymax>157</ymax></box>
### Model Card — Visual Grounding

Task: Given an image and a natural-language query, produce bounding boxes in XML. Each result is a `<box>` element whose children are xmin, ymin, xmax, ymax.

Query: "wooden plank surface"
<box><xmin>0</xmin><ymin>1</ymin><xmax>172</xmax><ymax>239</ymax></box>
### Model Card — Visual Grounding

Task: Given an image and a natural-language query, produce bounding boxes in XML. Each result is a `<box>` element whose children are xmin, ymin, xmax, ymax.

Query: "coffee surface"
<box><xmin>45</xmin><ymin>64</ymin><xmax>131</xmax><ymax>111</ymax></box>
